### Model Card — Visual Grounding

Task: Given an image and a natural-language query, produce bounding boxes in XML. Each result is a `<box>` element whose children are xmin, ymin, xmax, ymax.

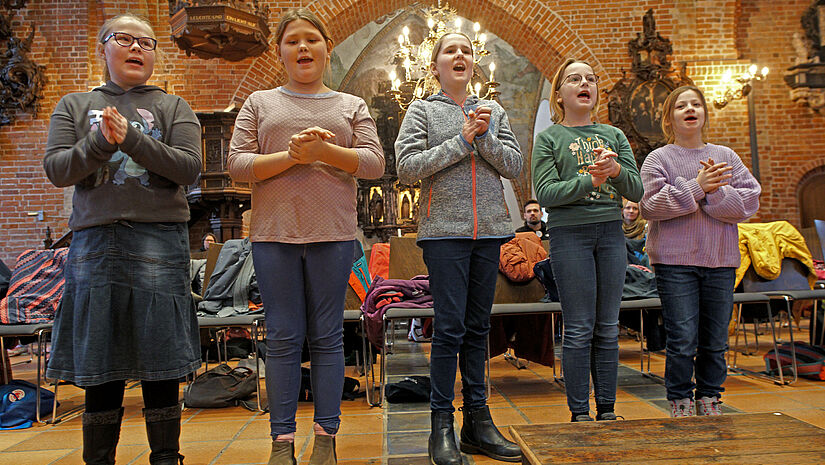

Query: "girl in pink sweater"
<box><xmin>640</xmin><ymin>85</ymin><xmax>760</xmax><ymax>418</ymax></box>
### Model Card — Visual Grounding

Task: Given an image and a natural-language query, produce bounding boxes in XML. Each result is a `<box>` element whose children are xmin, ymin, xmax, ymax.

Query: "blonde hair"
<box><xmin>428</xmin><ymin>32</ymin><xmax>474</xmax><ymax>95</ymax></box>
<box><xmin>549</xmin><ymin>59</ymin><xmax>600</xmax><ymax>124</ymax></box>
<box><xmin>97</xmin><ymin>13</ymin><xmax>156</xmax><ymax>83</ymax></box>
<box><xmin>661</xmin><ymin>85</ymin><xmax>709</xmax><ymax>144</ymax></box>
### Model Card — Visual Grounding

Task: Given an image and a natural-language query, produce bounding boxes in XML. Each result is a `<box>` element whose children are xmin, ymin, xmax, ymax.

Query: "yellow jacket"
<box><xmin>736</xmin><ymin>221</ymin><xmax>817</xmax><ymax>288</ymax></box>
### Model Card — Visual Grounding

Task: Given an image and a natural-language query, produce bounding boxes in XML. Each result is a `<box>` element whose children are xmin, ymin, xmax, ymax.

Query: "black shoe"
<box><xmin>429</xmin><ymin>411</ymin><xmax>462</xmax><ymax>465</ymax></box>
<box><xmin>144</xmin><ymin>404</ymin><xmax>185</xmax><ymax>465</ymax></box>
<box><xmin>459</xmin><ymin>405</ymin><xmax>522</xmax><ymax>462</ymax></box>
<box><xmin>82</xmin><ymin>408</ymin><xmax>124</xmax><ymax>465</ymax></box>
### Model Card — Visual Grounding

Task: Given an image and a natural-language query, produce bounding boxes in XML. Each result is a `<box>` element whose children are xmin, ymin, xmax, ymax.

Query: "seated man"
<box><xmin>516</xmin><ymin>199</ymin><xmax>547</xmax><ymax>239</ymax></box>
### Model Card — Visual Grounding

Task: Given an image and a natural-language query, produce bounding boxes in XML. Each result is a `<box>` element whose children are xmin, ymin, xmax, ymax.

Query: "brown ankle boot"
<box><xmin>268</xmin><ymin>440</ymin><xmax>296</xmax><ymax>465</ymax></box>
<box><xmin>307</xmin><ymin>435</ymin><xmax>337</xmax><ymax>465</ymax></box>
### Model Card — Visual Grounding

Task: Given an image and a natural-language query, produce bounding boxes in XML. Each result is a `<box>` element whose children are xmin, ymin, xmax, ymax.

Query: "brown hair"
<box><xmin>427</xmin><ymin>32</ymin><xmax>474</xmax><ymax>94</ymax></box>
<box><xmin>274</xmin><ymin>8</ymin><xmax>334</xmax><ymax>81</ymax></box>
<box><xmin>549</xmin><ymin>58</ymin><xmax>599</xmax><ymax>124</ymax></box>
<box><xmin>660</xmin><ymin>85</ymin><xmax>709</xmax><ymax>144</ymax></box>
<box><xmin>97</xmin><ymin>13</ymin><xmax>156</xmax><ymax>83</ymax></box>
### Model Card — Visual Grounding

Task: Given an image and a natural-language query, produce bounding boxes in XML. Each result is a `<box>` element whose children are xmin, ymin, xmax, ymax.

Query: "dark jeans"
<box><xmin>420</xmin><ymin>238</ymin><xmax>501</xmax><ymax>413</ymax></box>
<box><xmin>655</xmin><ymin>264</ymin><xmax>735</xmax><ymax>401</ymax></box>
<box><xmin>549</xmin><ymin>221</ymin><xmax>626</xmax><ymax>414</ymax></box>
<box><xmin>253</xmin><ymin>240</ymin><xmax>356</xmax><ymax>436</ymax></box>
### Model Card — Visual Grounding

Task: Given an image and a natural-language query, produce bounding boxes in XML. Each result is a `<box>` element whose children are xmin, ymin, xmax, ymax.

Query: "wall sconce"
<box><xmin>713</xmin><ymin>64</ymin><xmax>769</xmax><ymax>182</ymax></box>
<box><xmin>713</xmin><ymin>64</ymin><xmax>769</xmax><ymax>109</ymax></box>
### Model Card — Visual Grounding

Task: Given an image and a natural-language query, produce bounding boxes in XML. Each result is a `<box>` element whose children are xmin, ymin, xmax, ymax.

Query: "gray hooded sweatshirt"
<box><xmin>43</xmin><ymin>82</ymin><xmax>201</xmax><ymax>231</ymax></box>
<box><xmin>395</xmin><ymin>92</ymin><xmax>522</xmax><ymax>241</ymax></box>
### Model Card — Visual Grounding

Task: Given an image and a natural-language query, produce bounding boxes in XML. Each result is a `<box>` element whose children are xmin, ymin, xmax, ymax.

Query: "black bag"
<box><xmin>385</xmin><ymin>376</ymin><xmax>430</xmax><ymax>403</ymax></box>
<box><xmin>298</xmin><ymin>367</ymin><xmax>362</xmax><ymax>401</ymax></box>
<box><xmin>183</xmin><ymin>364</ymin><xmax>257</xmax><ymax>408</ymax></box>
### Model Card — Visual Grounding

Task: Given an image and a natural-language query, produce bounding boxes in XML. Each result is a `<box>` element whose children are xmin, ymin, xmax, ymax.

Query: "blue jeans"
<box><xmin>549</xmin><ymin>221</ymin><xmax>626</xmax><ymax>414</ymax></box>
<box><xmin>420</xmin><ymin>239</ymin><xmax>501</xmax><ymax>412</ymax></box>
<box><xmin>655</xmin><ymin>264</ymin><xmax>735</xmax><ymax>401</ymax></box>
<box><xmin>253</xmin><ymin>240</ymin><xmax>356</xmax><ymax>436</ymax></box>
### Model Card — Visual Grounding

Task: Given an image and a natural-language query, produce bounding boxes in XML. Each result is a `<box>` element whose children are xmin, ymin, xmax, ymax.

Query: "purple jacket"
<box><xmin>361</xmin><ymin>275</ymin><xmax>432</xmax><ymax>347</ymax></box>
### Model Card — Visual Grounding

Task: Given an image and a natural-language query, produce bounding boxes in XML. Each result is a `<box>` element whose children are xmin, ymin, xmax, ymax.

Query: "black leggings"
<box><xmin>85</xmin><ymin>379</ymin><xmax>179</xmax><ymax>413</ymax></box>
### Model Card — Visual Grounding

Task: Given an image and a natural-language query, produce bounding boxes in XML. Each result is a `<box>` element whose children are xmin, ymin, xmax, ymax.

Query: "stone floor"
<box><xmin>1</xmin><ymin>319</ymin><xmax>824</xmax><ymax>464</ymax></box>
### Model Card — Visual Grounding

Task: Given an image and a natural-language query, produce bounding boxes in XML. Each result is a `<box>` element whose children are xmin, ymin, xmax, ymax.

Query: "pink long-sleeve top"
<box><xmin>228</xmin><ymin>87</ymin><xmax>385</xmax><ymax>243</ymax></box>
<box><xmin>640</xmin><ymin>143</ymin><xmax>761</xmax><ymax>268</ymax></box>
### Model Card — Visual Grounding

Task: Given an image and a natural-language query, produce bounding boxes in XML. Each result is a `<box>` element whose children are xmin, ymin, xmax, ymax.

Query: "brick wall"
<box><xmin>1</xmin><ymin>0</ymin><xmax>823</xmax><ymax>266</ymax></box>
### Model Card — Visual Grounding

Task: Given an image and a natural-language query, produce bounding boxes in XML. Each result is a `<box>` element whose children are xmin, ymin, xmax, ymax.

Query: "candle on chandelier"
<box><xmin>489</xmin><ymin>62</ymin><xmax>496</xmax><ymax>82</ymax></box>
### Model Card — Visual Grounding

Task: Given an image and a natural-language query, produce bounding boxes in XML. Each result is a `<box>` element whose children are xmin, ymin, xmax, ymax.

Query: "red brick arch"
<box><xmin>230</xmin><ymin>0</ymin><xmax>612</xmax><ymax>105</ymax></box>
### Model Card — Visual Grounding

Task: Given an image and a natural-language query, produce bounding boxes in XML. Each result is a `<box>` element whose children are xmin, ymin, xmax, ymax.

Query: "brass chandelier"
<box><xmin>387</xmin><ymin>1</ymin><xmax>499</xmax><ymax>111</ymax></box>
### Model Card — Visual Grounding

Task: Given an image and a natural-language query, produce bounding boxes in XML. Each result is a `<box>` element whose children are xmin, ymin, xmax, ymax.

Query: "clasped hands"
<box><xmin>99</xmin><ymin>106</ymin><xmax>128</xmax><ymax>146</ymax></box>
<box><xmin>697</xmin><ymin>157</ymin><xmax>732</xmax><ymax>193</ymax></box>
<box><xmin>588</xmin><ymin>147</ymin><xmax>621</xmax><ymax>187</ymax></box>
<box><xmin>288</xmin><ymin>127</ymin><xmax>335</xmax><ymax>164</ymax></box>
<box><xmin>461</xmin><ymin>106</ymin><xmax>491</xmax><ymax>145</ymax></box>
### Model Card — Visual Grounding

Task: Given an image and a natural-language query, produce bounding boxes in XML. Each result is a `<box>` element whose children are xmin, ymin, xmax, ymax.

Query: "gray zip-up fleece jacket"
<box><xmin>395</xmin><ymin>92</ymin><xmax>522</xmax><ymax>241</ymax></box>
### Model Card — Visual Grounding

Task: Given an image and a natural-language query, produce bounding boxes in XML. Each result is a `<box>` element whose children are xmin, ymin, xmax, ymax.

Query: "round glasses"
<box><xmin>103</xmin><ymin>32</ymin><xmax>157</xmax><ymax>51</ymax></box>
<box><xmin>562</xmin><ymin>74</ymin><xmax>599</xmax><ymax>85</ymax></box>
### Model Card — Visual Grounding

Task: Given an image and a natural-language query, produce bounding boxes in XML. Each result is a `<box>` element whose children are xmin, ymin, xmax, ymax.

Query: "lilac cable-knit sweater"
<box><xmin>640</xmin><ymin>143</ymin><xmax>761</xmax><ymax>268</ymax></box>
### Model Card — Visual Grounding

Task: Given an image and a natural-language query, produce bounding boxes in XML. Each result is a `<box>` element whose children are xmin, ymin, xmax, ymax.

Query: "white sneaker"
<box><xmin>696</xmin><ymin>396</ymin><xmax>723</xmax><ymax>416</ymax></box>
<box><xmin>669</xmin><ymin>398</ymin><xmax>695</xmax><ymax>417</ymax></box>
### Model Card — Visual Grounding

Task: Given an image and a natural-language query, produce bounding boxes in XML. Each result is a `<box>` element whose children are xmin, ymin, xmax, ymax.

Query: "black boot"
<box><xmin>82</xmin><ymin>407</ymin><xmax>124</xmax><ymax>465</ymax></box>
<box><xmin>459</xmin><ymin>405</ymin><xmax>522</xmax><ymax>462</ymax></box>
<box><xmin>429</xmin><ymin>411</ymin><xmax>461</xmax><ymax>465</ymax></box>
<box><xmin>144</xmin><ymin>404</ymin><xmax>184</xmax><ymax>465</ymax></box>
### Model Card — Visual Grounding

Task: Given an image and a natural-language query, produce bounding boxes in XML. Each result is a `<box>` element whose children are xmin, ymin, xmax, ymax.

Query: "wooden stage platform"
<box><xmin>510</xmin><ymin>412</ymin><xmax>825</xmax><ymax>464</ymax></box>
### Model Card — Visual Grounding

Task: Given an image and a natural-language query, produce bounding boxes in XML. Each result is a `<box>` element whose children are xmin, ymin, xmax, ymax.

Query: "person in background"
<box><xmin>516</xmin><ymin>199</ymin><xmax>548</xmax><ymax>238</ymax></box>
<box><xmin>621</xmin><ymin>199</ymin><xmax>647</xmax><ymax>240</ymax></box>
<box><xmin>200</xmin><ymin>232</ymin><xmax>217</xmax><ymax>251</ymax></box>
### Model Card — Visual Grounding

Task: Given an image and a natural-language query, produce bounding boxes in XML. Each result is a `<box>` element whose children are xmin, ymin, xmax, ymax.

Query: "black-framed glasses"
<box><xmin>103</xmin><ymin>32</ymin><xmax>157</xmax><ymax>51</ymax></box>
<box><xmin>563</xmin><ymin>73</ymin><xmax>599</xmax><ymax>85</ymax></box>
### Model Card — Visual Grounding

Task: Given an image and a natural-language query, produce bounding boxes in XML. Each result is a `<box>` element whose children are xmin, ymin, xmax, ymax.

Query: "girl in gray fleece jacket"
<box><xmin>394</xmin><ymin>32</ymin><xmax>523</xmax><ymax>465</ymax></box>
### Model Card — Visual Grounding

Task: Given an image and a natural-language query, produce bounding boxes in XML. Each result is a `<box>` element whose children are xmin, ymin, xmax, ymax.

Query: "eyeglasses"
<box><xmin>562</xmin><ymin>73</ymin><xmax>599</xmax><ymax>85</ymax></box>
<box><xmin>102</xmin><ymin>32</ymin><xmax>157</xmax><ymax>51</ymax></box>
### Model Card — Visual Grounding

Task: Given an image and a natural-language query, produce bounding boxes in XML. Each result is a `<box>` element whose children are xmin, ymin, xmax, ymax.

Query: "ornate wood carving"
<box><xmin>186</xmin><ymin>110</ymin><xmax>251</xmax><ymax>241</ymax></box>
<box><xmin>168</xmin><ymin>0</ymin><xmax>271</xmax><ymax>62</ymax></box>
<box><xmin>605</xmin><ymin>9</ymin><xmax>693</xmax><ymax>167</ymax></box>
<box><xmin>0</xmin><ymin>12</ymin><xmax>45</xmax><ymax>126</ymax></box>
<box><xmin>785</xmin><ymin>1</ymin><xmax>825</xmax><ymax>113</ymax></box>
<box><xmin>357</xmin><ymin>81</ymin><xmax>419</xmax><ymax>242</ymax></box>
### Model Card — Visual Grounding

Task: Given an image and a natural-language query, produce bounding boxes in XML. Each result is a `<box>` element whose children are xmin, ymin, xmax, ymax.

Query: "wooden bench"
<box><xmin>510</xmin><ymin>412</ymin><xmax>825</xmax><ymax>464</ymax></box>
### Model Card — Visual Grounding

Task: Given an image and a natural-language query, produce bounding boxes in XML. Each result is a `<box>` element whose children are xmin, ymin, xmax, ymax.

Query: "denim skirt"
<box><xmin>46</xmin><ymin>221</ymin><xmax>201</xmax><ymax>386</ymax></box>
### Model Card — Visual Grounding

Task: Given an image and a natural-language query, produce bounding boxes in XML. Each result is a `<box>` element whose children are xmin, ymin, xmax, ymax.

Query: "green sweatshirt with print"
<box><xmin>532</xmin><ymin>123</ymin><xmax>643</xmax><ymax>228</ymax></box>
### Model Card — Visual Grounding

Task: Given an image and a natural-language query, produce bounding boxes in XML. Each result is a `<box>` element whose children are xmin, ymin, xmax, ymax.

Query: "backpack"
<box><xmin>0</xmin><ymin>248</ymin><xmax>69</xmax><ymax>324</ymax></box>
<box><xmin>764</xmin><ymin>342</ymin><xmax>825</xmax><ymax>380</ymax></box>
<box><xmin>0</xmin><ymin>380</ymin><xmax>56</xmax><ymax>430</ymax></box>
<box><xmin>298</xmin><ymin>367</ymin><xmax>362</xmax><ymax>402</ymax></box>
<box><xmin>183</xmin><ymin>364</ymin><xmax>258</xmax><ymax>409</ymax></box>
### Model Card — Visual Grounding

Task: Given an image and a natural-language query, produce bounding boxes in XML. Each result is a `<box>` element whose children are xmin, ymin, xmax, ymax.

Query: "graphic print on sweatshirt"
<box><xmin>568</xmin><ymin>134</ymin><xmax>618</xmax><ymax>201</ymax></box>
<box><xmin>87</xmin><ymin>108</ymin><xmax>161</xmax><ymax>187</ymax></box>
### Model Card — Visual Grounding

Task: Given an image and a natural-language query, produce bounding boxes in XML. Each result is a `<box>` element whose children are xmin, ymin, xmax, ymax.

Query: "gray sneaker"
<box><xmin>696</xmin><ymin>396</ymin><xmax>722</xmax><ymax>416</ymax></box>
<box><xmin>572</xmin><ymin>414</ymin><xmax>594</xmax><ymax>422</ymax></box>
<box><xmin>669</xmin><ymin>398</ymin><xmax>695</xmax><ymax>418</ymax></box>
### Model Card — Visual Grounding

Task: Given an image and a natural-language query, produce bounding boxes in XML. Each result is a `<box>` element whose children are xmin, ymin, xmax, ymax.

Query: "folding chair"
<box><xmin>733</xmin><ymin>258</ymin><xmax>825</xmax><ymax>384</ymax></box>
<box><xmin>195</xmin><ymin>315</ymin><xmax>266</xmax><ymax>411</ymax></box>
<box><xmin>0</xmin><ymin>323</ymin><xmax>57</xmax><ymax>423</ymax></box>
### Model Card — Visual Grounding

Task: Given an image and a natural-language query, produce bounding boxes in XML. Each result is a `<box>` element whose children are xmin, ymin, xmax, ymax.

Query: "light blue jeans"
<box><xmin>253</xmin><ymin>240</ymin><xmax>356</xmax><ymax>436</ymax></box>
<box><xmin>549</xmin><ymin>221</ymin><xmax>626</xmax><ymax>414</ymax></box>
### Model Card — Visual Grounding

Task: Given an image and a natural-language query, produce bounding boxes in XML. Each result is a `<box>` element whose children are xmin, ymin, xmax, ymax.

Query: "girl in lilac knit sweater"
<box><xmin>640</xmin><ymin>86</ymin><xmax>760</xmax><ymax>418</ymax></box>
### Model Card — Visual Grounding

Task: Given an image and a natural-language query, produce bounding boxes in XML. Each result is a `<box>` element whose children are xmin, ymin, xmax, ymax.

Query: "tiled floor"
<box><xmin>2</xmin><ymin>320</ymin><xmax>824</xmax><ymax>464</ymax></box>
